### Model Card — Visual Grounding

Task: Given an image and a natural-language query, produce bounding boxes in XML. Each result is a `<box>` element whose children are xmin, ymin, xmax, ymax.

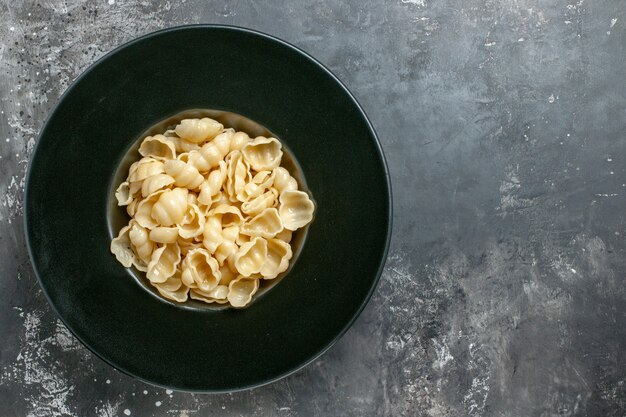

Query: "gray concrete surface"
<box><xmin>1</xmin><ymin>0</ymin><xmax>625</xmax><ymax>416</ymax></box>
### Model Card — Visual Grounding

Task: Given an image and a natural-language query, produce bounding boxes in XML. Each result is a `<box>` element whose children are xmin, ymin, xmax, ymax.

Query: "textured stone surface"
<box><xmin>1</xmin><ymin>0</ymin><xmax>625</xmax><ymax>416</ymax></box>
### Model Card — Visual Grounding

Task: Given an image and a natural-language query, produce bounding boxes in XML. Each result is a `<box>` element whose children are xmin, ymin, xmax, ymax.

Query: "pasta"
<box><xmin>111</xmin><ymin>116</ymin><xmax>314</xmax><ymax>307</ymax></box>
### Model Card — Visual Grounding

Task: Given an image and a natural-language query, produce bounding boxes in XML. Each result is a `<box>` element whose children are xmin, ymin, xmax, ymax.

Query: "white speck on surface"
<box><xmin>108</xmin><ymin>0</ymin><xmax>115</xmax><ymax>4</ymax></box>
<box><xmin>155</xmin><ymin>401</ymin><xmax>162</xmax><ymax>407</ymax></box>
<box><xmin>484</xmin><ymin>41</ymin><xmax>496</xmax><ymax>46</ymax></box>
<box><xmin>518</xmin><ymin>37</ymin><xmax>525</xmax><ymax>42</ymax></box>
<box><xmin>571</xmin><ymin>268</ymin><xmax>577</xmax><ymax>273</ymax></box>
<box><xmin>95</xmin><ymin>401</ymin><xmax>121</xmax><ymax>417</ymax></box>
<box><xmin>401</xmin><ymin>0</ymin><xmax>426</xmax><ymax>5</ymax></box>
<box><xmin>166</xmin><ymin>389</ymin><xmax>173</xmax><ymax>395</ymax></box>
<box><xmin>548</xmin><ymin>94</ymin><xmax>555</xmax><ymax>103</ymax></box>
<box><xmin>610</xmin><ymin>18</ymin><xmax>618</xmax><ymax>28</ymax></box>
<box><xmin>123</xmin><ymin>409</ymin><xmax>131</xmax><ymax>416</ymax></box>
<box><xmin>595</xmin><ymin>193</ymin><xmax>618</xmax><ymax>197</ymax></box>
<box><xmin>607</xmin><ymin>158</ymin><xmax>613</xmax><ymax>161</ymax></box>
<box><xmin>143</xmin><ymin>390</ymin><xmax>148</xmax><ymax>395</ymax></box>
<box><xmin>610</xmin><ymin>171</ymin><xmax>614</xmax><ymax>175</ymax></box>
<box><xmin>9</xmin><ymin>26</ymin><xmax>14</xmax><ymax>31</ymax></box>
<box><xmin>106</xmin><ymin>379</ymin><xmax>111</xmax><ymax>384</ymax></box>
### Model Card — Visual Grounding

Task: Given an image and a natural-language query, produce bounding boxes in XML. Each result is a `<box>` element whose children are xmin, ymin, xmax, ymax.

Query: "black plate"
<box><xmin>25</xmin><ymin>25</ymin><xmax>392</xmax><ymax>392</ymax></box>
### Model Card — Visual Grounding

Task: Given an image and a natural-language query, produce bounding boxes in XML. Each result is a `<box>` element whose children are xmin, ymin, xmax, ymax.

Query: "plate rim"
<box><xmin>24</xmin><ymin>23</ymin><xmax>393</xmax><ymax>393</ymax></box>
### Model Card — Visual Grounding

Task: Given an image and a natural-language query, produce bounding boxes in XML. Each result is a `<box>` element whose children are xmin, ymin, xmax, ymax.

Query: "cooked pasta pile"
<box><xmin>110</xmin><ymin>117</ymin><xmax>314</xmax><ymax>307</ymax></box>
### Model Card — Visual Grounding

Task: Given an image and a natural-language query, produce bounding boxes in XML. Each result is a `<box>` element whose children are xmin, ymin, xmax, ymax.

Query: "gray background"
<box><xmin>1</xmin><ymin>0</ymin><xmax>625</xmax><ymax>416</ymax></box>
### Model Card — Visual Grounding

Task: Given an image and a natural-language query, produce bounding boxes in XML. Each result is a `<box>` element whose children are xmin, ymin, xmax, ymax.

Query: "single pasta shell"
<box><xmin>174</xmin><ymin>117</ymin><xmax>223</xmax><ymax>143</ymax></box>
<box><xmin>115</xmin><ymin>181</ymin><xmax>132</xmax><ymax>206</ymax></box>
<box><xmin>152</xmin><ymin>272</ymin><xmax>188</xmax><ymax>303</ymax></box>
<box><xmin>260</xmin><ymin>238</ymin><xmax>293</xmax><ymax>279</ymax></box>
<box><xmin>178</xmin><ymin>203</ymin><xmax>206</xmax><ymax>239</ymax></box>
<box><xmin>190</xmin><ymin>129</ymin><xmax>234</xmax><ymax>172</ymax></box>
<box><xmin>147</xmin><ymin>243</ymin><xmax>181</xmax><ymax>283</ymax></box>
<box><xmin>278</xmin><ymin>190</ymin><xmax>315</xmax><ymax>231</ymax></box>
<box><xmin>138</xmin><ymin>134</ymin><xmax>176</xmax><ymax>161</ymax></box>
<box><xmin>110</xmin><ymin>223</ymin><xmax>134</xmax><ymax>268</ymax></box>
<box><xmin>227</xmin><ymin>276</ymin><xmax>260</xmax><ymax>308</ymax></box>
<box><xmin>128</xmin><ymin>221</ymin><xmax>154</xmax><ymax>265</ymax></box>
<box><xmin>242</xmin><ymin>136</ymin><xmax>283</xmax><ymax>171</ymax></box>
<box><xmin>234</xmin><ymin>237</ymin><xmax>268</xmax><ymax>277</ymax></box>
<box><xmin>230</xmin><ymin>131</ymin><xmax>251</xmax><ymax>151</ymax></box>
<box><xmin>189</xmin><ymin>285</ymin><xmax>229</xmax><ymax>304</ymax></box>
<box><xmin>202</xmin><ymin>216</ymin><xmax>223</xmax><ymax>254</ymax></box>
<box><xmin>241</xmin><ymin>207</ymin><xmax>283</xmax><ymax>238</ymax></box>
<box><xmin>181</xmin><ymin>248</ymin><xmax>221</xmax><ymax>292</ymax></box>
<box><xmin>151</xmin><ymin>187</ymin><xmax>188</xmax><ymax>227</ymax></box>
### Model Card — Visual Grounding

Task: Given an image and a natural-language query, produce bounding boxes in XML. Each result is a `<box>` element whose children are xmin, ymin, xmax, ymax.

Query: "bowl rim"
<box><xmin>24</xmin><ymin>24</ymin><xmax>393</xmax><ymax>393</ymax></box>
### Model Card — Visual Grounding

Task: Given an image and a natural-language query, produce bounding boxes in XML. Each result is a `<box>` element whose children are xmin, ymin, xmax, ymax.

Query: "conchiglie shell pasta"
<box><xmin>138</xmin><ymin>134</ymin><xmax>176</xmax><ymax>161</ymax></box>
<box><xmin>227</xmin><ymin>276</ymin><xmax>260</xmax><ymax>307</ymax></box>
<box><xmin>190</xmin><ymin>285</ymin><xmax>229</xmax><ymax>304</ymax></box>
<box><xmin>151</xmin><ymin>187</ymin><xmax>188</xmax><ymax>227</ymax></box>
<box><xmin>164</xmin><ymin>159</ymin><xmax>204</xmax><ymax>190</ymax></box>
<box><xmin>260</xmin><ymin>238</ymin><xmax>293</xmax><ymax>279</ymax></box>
<box><xmin>135</xmin><ymin>189</ymin><xmax>167</xmax><ymax>229</ymax></box>
<box><xmin>241</xmin><ymin>208</ymin><xmax>283</xmax><ymax>238</ymax></box>
<box><xmin>225</xmin><ymin>151</ymin><xmax>251</xmax><ymax>202</ymax></box>
<box><xmin>188</xmin><ymin>129</ymin><xmax>233</xmax><ymax>172</ymax></box>
<box><xmin>149</xmin><ymin>226</ymin><xmax>179</xmax><ymax>244</ymax></box>
<box><xmin>178</xmin><ymin>203</ymin><xmax>205</xmax><ymax>239</ymax></box>
<box><xmin>202</xmin><ymin>216</ymin><xmax>223</xmax><ymax>253</ymax></box>
<box><xmin>153</xmin><ymin>274</ymin><xmax>189</xmax><ymax>303</ymax></box>
<box><xmin>242</xmin><ymin>136</ymin><xmax>283</xmax><ymax>171</ymax></box>
<box><xmin>110</xmin><ymin>224</ymin><xmax>134</xmax><ymax>268</ymax></box>
<box><xmin>181</xmin><ymin>248</ymin><xmax>220</xmax><ymax>292</ymax></box>
<box><xmin>111</xmin><ymin>117</ymin><xmax>315</xmax><ymax>308</ymax></box>
<box><xmin>129</xmin><ymin>221</ymin><xmax>155</xmax><ymax>265</ymax></box>
<box><xmin>141</xmin><ymin>173</ymin><xmax>175</xmax><ymax>198</ymax></box>
<box><xmin>279</xmin><ymin>190</ymin><xmax>315</xmax><ymax>231</ymax></box>
<box><xmin>230</xmin><ymin>131</ymin><xmax>250</xmax><ymax>151</ymax></box>
<box><xmin>147</xmin><ymin>243</ymin><xmax>181</xmax><ymax>283</ymax></box>
<box><xmin>174</xmin><ymin>117</ymin><xmax>223</xmax><ymax>143</ymax></box>
<box><xmin>272</xmin><ymin>167</ymin><xmax>298</xmax><ymax>193</ymax></box>
<box><xmin>241</xmin><ymin>189</ymin><xmax>277</xmax><ymax>216</ymax></box>
<box><xmin>115</xmin><ymin>181</ymin><xmax>133</xmax><ymax>206</ymax></box>
<box><xmin>234</xmin><ymin>237</ymin><xmax>268</xmax><ymax>277</ymax></box>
